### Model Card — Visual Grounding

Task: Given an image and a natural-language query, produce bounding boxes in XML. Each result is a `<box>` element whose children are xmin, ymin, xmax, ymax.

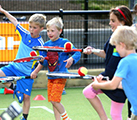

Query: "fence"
<box><xmin>0</xmin><ymin>0</ymin><xmax>135</xmax><ymax>69</ymax></box>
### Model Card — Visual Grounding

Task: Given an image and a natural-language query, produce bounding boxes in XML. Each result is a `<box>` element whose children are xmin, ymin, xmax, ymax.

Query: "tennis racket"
<box><xmin>0</xmin><ymin>76</ymin><xmax>30</xmax><ymax>83</ymax></box>
<box><xmin>13</xmin><ymin>56</ymin><xmax>49</xmax><ymax>63</ymax></box>
<box><xmin>46</xmin><ymin>72</ymin><xmax>109</xmax><ymax>81</ymax></box>
<box><xmin>32</xmin><ymin>46</ymin><xmax>100</xmax><ymax>53</ymax></box>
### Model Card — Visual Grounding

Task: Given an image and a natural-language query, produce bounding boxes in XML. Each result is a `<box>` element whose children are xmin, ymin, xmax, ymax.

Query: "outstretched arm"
<box><xmin>0</xmin><ymin>5</ymin><xmax>18</xmax><ymax>26</ymax></box>
<box><xmin>83</xmin><ymin>46</ymin><xmax>106</xmax><ymax>58</ymax></box>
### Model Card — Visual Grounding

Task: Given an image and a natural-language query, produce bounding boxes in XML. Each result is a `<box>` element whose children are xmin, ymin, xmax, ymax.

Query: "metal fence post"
<box><xmin>84</xmin><ymin>0</ymin><xmax>88</xmax><ymax>63</ymax></box>
<box><xmin>59</xmin><ymin>9</ymin><xmax>64</xmax><ymax>38</ymax></box>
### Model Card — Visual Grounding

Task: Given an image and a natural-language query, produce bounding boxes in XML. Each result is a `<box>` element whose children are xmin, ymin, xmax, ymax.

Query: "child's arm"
<box><xmin>31</xmin><ymin>63</ymin><xmax>43</xmax><ymax>79</ymax></box>
<box><xmin>92</xmin><ymin>76</ymin><xmax>122</xmax><ymax>91</ymax></box>
<box><xmin>31</xmin><ymin>57</ymin><xmax>45</xmax><ymax>79</ymax></box>
<box><xmin>64</xmin><ymin>57</ymin><xmax>74</xmax><ymax>68</ymax></box>
<box><xmin>0</xmin><ymin>5</ymin><xmax>18</xmax><ymax>26</ymax></box>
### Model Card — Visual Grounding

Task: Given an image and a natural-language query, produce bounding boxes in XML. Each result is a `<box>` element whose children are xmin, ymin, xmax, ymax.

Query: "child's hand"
<box><xmin>91</xmin><ymin>77</ymin><xmax>100</xmax><ymax>91</ymax></box>
<box><xmin>64</xmin><ymin>57</ymin><xmax>74</xmax><ymax>68</ymax></box>
<box><xmin>39</xmin><ymin>56</ymin><xmax>45</xmax><ymax>62</ymax></box>
<box><xmin>91</xmin><ymin>75</ymin><xmax>104</xmax><ymax>90</ymax></box>
<box><xmin>30</xmin><ymin>71</ymin><xmax>37</xmax><ymax>79</ymax></box>
<box><xmin>95</xmin><ymin>74</ymin><xmax>104</xmax><ymax>83</ymax></box>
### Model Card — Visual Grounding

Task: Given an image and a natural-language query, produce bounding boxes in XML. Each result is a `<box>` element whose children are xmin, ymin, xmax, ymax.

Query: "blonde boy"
<box><xmin>31</xmin><ymin>17</ymin><xmax>81</xmax><ymax>120</ymax></box>
<box><xmin>0</xmin><ymin>5</ymin><xmax>46</xmax><ymax>120</ymax></box>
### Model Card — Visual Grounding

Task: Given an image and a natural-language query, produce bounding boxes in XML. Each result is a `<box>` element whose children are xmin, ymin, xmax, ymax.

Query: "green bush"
<box><xmin>73</xmin><ymin>0</ymin><xmax>129</xmax><ymax>10</ymax></box>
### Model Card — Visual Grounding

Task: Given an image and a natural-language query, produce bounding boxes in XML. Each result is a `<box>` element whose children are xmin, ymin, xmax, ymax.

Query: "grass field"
<box><xmin>0</xmin><ymin>87</ymin><xmax>128</xmax><ymax>120</ymax></box>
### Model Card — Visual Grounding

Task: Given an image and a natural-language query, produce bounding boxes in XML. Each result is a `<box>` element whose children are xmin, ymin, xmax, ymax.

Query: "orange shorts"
<box><xmin>47</xmin><ymin>78</ymin><xmax>67</xmax><ymax>102</ymax></box>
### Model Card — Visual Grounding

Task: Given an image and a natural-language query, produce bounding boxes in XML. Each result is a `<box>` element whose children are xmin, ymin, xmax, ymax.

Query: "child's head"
<box><xmin>46</xmin><ymin>17</ymin><xmax>63</xmax><ymax>41</ymax></box>
<box><xmin>28</xmin><ymin>14</ymin><xmax>46</xmax><ymax>38</ymax></box>
<box><xmin>110</xmin><ymin>26</ymin><xmax>137</xmax><ymax>52</ymax></box>
<box><xmin>46</xmin><ymin>17</ymin><xmax>63</xmax><ymax>31</ymax></box>
<box><xmin>29</xmin><ymin>14</ymin><xmax>46</xmax><ymax>28</ymax></box>
<box><xmin>109</xmin><ymin>5</ymin><xmax>132</xmax><ymax>32</ymax></box>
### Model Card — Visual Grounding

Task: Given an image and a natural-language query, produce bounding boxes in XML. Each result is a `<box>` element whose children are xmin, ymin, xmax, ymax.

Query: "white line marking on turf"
<box><xmin>31</xmin><ymin>106</ymin><xmax>54</xmax><ymax>114</ymax></box>
<box><xmin>0</xmin><ymin>108</ymin><xmax>6</xmax><ymax>110</ymax></box>
<box><xmin>0</xmin><ymin>106</ymin><xmax>53</xmax><ymax>114</ymax></box>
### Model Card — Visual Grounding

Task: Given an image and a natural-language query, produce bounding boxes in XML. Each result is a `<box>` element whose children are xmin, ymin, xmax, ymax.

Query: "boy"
<box><xmin>92</xmin><ymin>26</ymin><xmax>137</xmax><ymax>120</ymax></box>
<box><xmin>31</xmin><ymin>17</ymin><xmax>81</xmax><ymax>120</ymax></box>
<box><xmin>0</xmin><ymin>5</ymin><xmax>46</xmax><ymax>120</ymax></box>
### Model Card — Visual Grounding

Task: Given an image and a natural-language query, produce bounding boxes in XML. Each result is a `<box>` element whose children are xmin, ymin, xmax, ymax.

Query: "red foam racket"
<box><xmin>32</xmin><ymin>46</ymin><xmax>100</xmax><ymax>53</ymax></box>
<box><xmin>13</xmin><ymin>56</ymin><xmax>49</xmax><ymax>63</ymax></box>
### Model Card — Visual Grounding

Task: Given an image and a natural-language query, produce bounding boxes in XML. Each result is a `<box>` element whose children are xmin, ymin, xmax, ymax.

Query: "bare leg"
<box><xmin>87</xmin><ymin>96</ymin><xmax>108</xmax><ymax>120</ymax></box>
<box><xmin>53</xmin><ymin>106</ymin><xmax>61</xmax><ymax>120</ymax></box>
<box><xmin>51</xmin><ymin>101</ymin><xmax>66</xmax><ymax>120</ymax></box>
<box><xmin>83</xmin><ymin>84</ymin><xmax>108</xmax><ymax>120</ymax></box>
<box><xmin>23</xmin><ymin>94</ymin><xmax>30</xmax><ymax>114</ymax></box>
<box><xmin>0</xmin><ymin>69</ymin><xmax>12</xmax><ymax>87</ymax></box>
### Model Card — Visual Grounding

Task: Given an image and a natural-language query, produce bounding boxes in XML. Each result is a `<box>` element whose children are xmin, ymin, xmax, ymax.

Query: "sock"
<box><xmin>61</xmin><ymin>111</ymin><xmax>71</xmax><ymax>120</ymax></box>
<box><xmin>23</xmin><ymin>114</ymin><xmax>28</xmax><ymax>120</ymax></box>
<box><xmin>9</xmin><ymin>83</ymin><xmax>16</xmax><ymax>90</ymax></box>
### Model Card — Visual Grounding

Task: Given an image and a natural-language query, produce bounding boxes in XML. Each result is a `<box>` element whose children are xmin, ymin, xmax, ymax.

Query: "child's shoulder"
<box><xmin>61</xmin><ymin>38</ymin><xmax>70</xmax><ymax>42</ymax></box>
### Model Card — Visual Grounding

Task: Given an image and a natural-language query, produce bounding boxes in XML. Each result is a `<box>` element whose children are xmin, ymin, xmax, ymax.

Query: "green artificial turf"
<box><xmin>0</xmin><ymin>88</ymin><xmax>128</xmax><ymax>120</ymax></box>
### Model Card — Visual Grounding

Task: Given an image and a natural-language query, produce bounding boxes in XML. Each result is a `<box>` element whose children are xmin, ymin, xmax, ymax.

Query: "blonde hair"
<box><xmin>110</xmin><ymin>26</ymin><xmax>137</xmax><ymax>50</ymax></box>
<box><xmin>46</xmin><ymin>17</ymin><xmax>63</xmax><ymax>31</ymax></box>
<box><xmin>29</xmin><ymin>14</ymin><xmax>46</xmax><ymax>28</ymax></box>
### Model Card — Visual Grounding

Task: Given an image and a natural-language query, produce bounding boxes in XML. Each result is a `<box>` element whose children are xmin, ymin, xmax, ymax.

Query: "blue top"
<box><xmin>115</xmin><ymin>53</ymin><xmax>137</xmax><ymax>115</ymax></box>
<box><xmin>101</xmin><ymin>38</ymin><xmax>127</xmax><ymax>103</ymax></box>
<box><xmin>11</xmin><ymin>24</ymin><xmax>44</xmax><ymax>75</ymax></box>
<box><xmin>41</xmin><ymin>37</ymin><xmax>81</xmax><ymax>79</ymax></box>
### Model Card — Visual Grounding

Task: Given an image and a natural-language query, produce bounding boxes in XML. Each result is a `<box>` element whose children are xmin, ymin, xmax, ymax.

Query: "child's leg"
<box><xmin>53</xmin><ymin>105</ymin><xmax>61</xmax><ymax>120</ymax></box>
<box><xmin>0</xmin><ymin>68</ymin><xmax>15</xmax><ymax>88</ymax></box>
<box><xmin>83</xmin><ymin>84</ymin><xmax>108</xmax><ymax>120</ymax></box>
<box><xmin>51</xmin><ymin>101</ymin><xmax>67</xmax><ymax>120</ymax></box>
<box><xmin>110</xmin><ymin>100</ymin><xmax>124</xmax><ymax>120</ymax></box>
<box><xmin>48</xmin><ymin>79</ymin><xmax>71</xmax><ymax>120</ymax></box>
<box><xmin>22</xmin><ymin>94</ymin><xmax>30</xmax><ymax>120</ymax></box>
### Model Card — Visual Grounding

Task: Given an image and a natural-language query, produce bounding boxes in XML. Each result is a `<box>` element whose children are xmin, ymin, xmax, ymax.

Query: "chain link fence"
<box><xmin>0</xmin><ymin>0</ymin><xmax>135</xmax><ymax>69</ymax></box>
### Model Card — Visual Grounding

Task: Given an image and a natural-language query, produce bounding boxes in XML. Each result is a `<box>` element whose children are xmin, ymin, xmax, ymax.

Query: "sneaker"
<box><xmin>15</xmin><ymin>91</ymin><xmax>24</xmax><ymax>103</ymax></box>
<box><xmin>62</xmin><ymin>90</ymin><xmax>66</xmax><ymax>95</ymax></box>
<box><xmin>20</xmin><ymin>116</ymin><xmax>26</xmax><ymax>120</ymax></box>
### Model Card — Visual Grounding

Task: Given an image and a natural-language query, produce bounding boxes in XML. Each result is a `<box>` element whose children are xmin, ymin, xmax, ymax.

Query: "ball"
<box><xmin>64</xmin><ymin>42</ymin><xmax>73</xmax><ymax>50</ymax></box>
<box><xmin>78</xmin><ymin>67</ymin><xmax>88</xmax><ymax>76</ymax></box>
<box><xmin>30</xmin><ymin>51</ymin><xmax>37</xmax><ymax>56</ymax></box>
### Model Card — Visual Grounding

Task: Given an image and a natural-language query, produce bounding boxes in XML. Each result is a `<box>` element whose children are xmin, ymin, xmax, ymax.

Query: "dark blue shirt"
<box><xmin>101</xmin><ymin>38</ymin><xmax>127</xmax><ymax>103</ymax></box>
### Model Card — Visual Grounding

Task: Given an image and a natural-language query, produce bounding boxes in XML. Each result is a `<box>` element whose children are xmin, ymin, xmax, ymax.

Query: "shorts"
<box><xmin>1</xmin><ymin>64</ymin><xmax>34</xmax><ymax>96</ymax></box>
<box><xmin>48</xmin><ymin>78</ymin><xmax>67</xmax><ymax>102</ymax></box>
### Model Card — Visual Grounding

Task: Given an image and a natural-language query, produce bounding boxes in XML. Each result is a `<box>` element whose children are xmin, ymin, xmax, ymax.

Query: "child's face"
<box><xmin>47</xmin><ymin>24</ymin><xmax>62</xmax><ymax>41</ymax></box>
<box><xmin>29</xmin><ymin>22</ymin><xmax>43</xmax><ymax>38</ymax></box>
<box><xmin>109</xmin><ymin>13</ymin><xmax>122</xmax><ymax>32</ymax></box>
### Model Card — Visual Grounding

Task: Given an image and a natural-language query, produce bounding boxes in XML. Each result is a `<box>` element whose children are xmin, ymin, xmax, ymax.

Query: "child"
<box><xmin>31</xmin><ymin>17</ymin><xmax>81</xmax><ymax>120</ymax></box>
<box><xmin>83</xmin><ymin>5</ymin><xmax>132</xmax><ymax>120</ymax></box>
<box><xmin>92</xmin><ymin>25</ymin><xmax>137</xmax><ymax>120</ymax></box>
<box><xmin>0</xmin><ymin>5</ymin><xmax>46</xmax><ymax>120</ymax></box>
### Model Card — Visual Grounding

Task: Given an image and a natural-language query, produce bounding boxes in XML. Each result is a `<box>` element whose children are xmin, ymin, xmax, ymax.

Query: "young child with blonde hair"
<box><xmin>31</xmin><ymin>17</ymin><xmax>81</xmax><ymax>120</ymax></box>
<box><xmin>0</xmin><ymin>5</ymin><xmax>46</xmax><ymax>120</ymax></box>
